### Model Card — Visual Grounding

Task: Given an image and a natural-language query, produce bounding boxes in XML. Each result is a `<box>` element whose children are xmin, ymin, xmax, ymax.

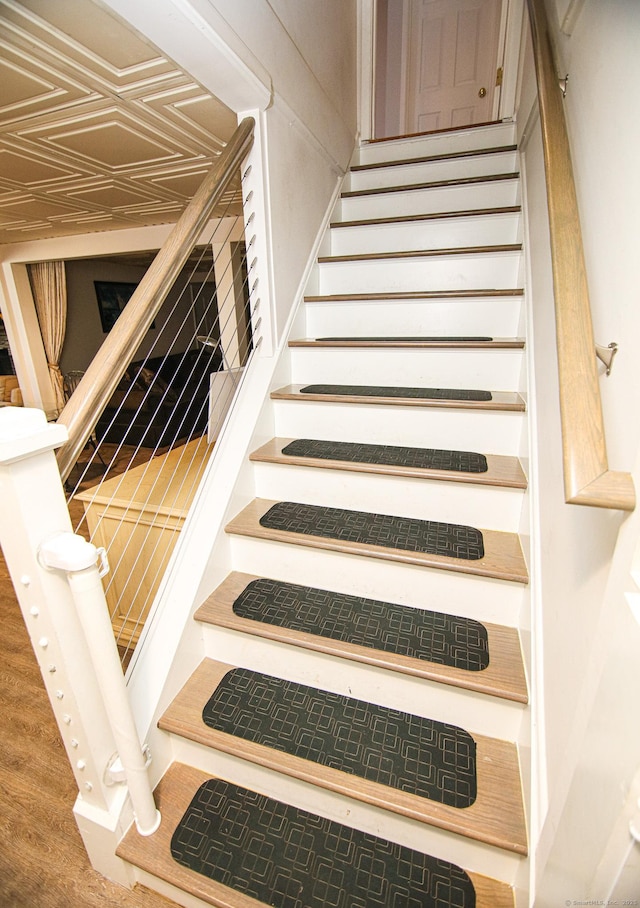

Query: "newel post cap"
<box><xmin>0</xmin><ymin>407</ymin><xmax>68</xmax><ymax>465</ymax></box>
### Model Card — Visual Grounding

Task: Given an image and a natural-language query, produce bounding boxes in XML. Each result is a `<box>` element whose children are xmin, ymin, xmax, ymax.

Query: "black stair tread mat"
<box><xmin>281</xmin><ymin>438</ymin><xmax>489</xmax><ymax>473</ymax></box>
<box><xmin>233</xmin><ymin>577</ymin><xmax>489</xmax><ymax>671</ymax></box>
<box><xmin>202</xmin><ymin>667</ymin><xmax>477</xmax><ymax>809</ymax></box>
<box><xmin>317</xmin><ymin>335</ymin><xmax>493</xmax><ymax>341</ymax></box>
<box><xmin>171</xmin><ymin>776</ymin><xmax>477</xmax><ymax>908</ymax></box>
<box><xmin>300</xmin><ymin>383</ymin><xmax>492</xmax><ymax>401</ymax></box>
<box><xmin>259</xmin><ymin>501</ymin><xmax>485</xmax><ymax>561</ymax></box>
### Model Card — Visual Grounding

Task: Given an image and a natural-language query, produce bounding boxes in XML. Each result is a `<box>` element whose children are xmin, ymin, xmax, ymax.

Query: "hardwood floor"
<box><xmin>0</xmin><ymin>528</ymin><xmax>178</xmax><ymax>907</ymax></box>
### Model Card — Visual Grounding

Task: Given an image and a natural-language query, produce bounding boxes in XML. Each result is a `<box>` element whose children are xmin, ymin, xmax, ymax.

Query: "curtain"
<box><xmin>28</xmin><ymin>260</ymin><xmax>67</xmax><ymax>413</ymax></box>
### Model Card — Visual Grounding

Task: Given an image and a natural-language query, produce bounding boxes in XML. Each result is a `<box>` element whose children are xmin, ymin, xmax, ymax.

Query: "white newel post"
<box><xmin>0</xmin><ymin>407</ymin><xmax>159</xmax><ymax>883</ymax></box>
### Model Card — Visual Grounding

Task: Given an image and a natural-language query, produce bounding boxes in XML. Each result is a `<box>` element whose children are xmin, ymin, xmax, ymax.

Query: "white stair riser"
<box><xmin>289</xmin><ymin>347</ymin><xmax>524</xmax><ymax>391</ymax></box>
<box><xmin>356</xmin><ymin>122</ymin><xmax>517</xmax><ymax>166</ymax></box>
<box><xmin>304</xmin><ymin>298</ymin><xmax>523</xmax><ymax>339</ymax></box>
<box><xmin>273</xmin><ymin>400</ymin><xmax>525</xmax><ymax>456</ymax></box>
<box><xmin>346</xmin><ymin>150</ymin><xmax>518</xmax><ymax>192</ymax></box>
<box><xmin>317</xmin><ymin>251</ymin><xmax>522</xmax><ymax>295</ymax></box>
<box><xmin>339</xmin><ymin>179</ymin><xmax>520</xmax><ymax>221</ymax></box>
<box><xmin>330</xmin><ymin>211</ymin><xmax>521</xmax><ymax>256</ymax></box>
<box><xmin>252</xmin><ymin>462</ymin><xmax>525</xmax><ymax>530</ymax></box>
<box><xmin>171</xmin><ymin>736</ymin><xmax>523</xmax><ymax>883</ymax></box>
<box><xmin>228</xmin><ymin>535</ymin><xmax>525</xmax><ymax>627</ymax></box>
<box><xmin>201</xmin><ymin>625</ymin><xmax>525</xmax><ymax>739</ymax></box>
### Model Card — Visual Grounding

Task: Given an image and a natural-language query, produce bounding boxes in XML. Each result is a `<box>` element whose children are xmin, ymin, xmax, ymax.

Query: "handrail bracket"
<box><xmin>595</xmin><ymin>342</ymin><xmax>618</xmax><ymax>376</ymax></box>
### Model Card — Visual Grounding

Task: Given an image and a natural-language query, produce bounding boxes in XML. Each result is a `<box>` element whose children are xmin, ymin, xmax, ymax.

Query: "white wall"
<box><xmin>517</xmin><ymin>1</ymin><xmax>640</xmax><ymax>900</ymax></box>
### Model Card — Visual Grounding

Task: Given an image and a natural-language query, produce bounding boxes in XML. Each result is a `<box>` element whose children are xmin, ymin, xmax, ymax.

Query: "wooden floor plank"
<box><xmin>118</xmin><ymin>763</ymin><xmax>516</xmax><ymax>908</ymax></box>
<box><xmin>195</xmin><ymin>571</ymin><xmax>528</xmax><ymax>703</ymax></box>
<box><xmin>159</xmin><ymin>660</ymin><xmax>527</xmax><ymax>855</ymax></box>
<box><xmin>271</xmin><ymin>384</ymin><xmax>526</xmax><ymax>413</ymax></box>
<box><xmin>250</xmin><ymin>437</ymin><xmax>527</xmax><ymax>488</ymax></box>
<box><xmin>225</xmin><ymin>498</ymin><xmax>529</xmax><ymax>584</ymax></box>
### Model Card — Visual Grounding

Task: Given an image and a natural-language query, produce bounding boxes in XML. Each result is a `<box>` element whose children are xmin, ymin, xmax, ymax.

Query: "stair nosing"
<box><xmin>330</xmin><ymin>204</ymin><xmax>522</xmax><ymax>230</ymax></box>
<box><xmin>304</xmin><ymin>288</ymin><xmax>524</xmax><ymax>302</ymax></box>
<box><xmin>117</xmin><ymin>762</ymin><xmax>517</xmax><ymax>908</ymax></box>
<box><xmin>225</xmin><ymin>498</ymin><xmax>529</xmax><ymax>584</ymax></box>
<box><xmin>159</xmin><ymin>659</ymin><xmax>528</xmax><ymax>855</ymax></box>
<box><xmin>341</xmin><ymin>171</ymin><xmax>520</xmax><ymax>199</ymax></box>
<box><xmin>351</xmin><ymin>144</ymin><xmax>518</xmax><ymax>173</ymax></box>
<box><xmin>288</xmin><ymin>336</ymin><xmax>525</xmax><ymax>350</ymax></box>
<box><xmin>317</xmin><ymin>243</ymin><xmax>522</xmax><ymax>265</ymax></box>
<box><xmin>250</xmin><ymin>437</ymin><xmax>528</xmax><ymax>489</ymax></box>
<box><xmin>195</xmin><ymin>571</ymin><xmax>529</xmax><ymax>703</ymax></box>
<box><xmin>271</xmin><ymin>384</ymin><xmax>526</xmax><ymax>413</ymax></box>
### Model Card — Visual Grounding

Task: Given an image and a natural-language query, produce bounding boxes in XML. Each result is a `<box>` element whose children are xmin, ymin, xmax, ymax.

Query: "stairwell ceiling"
<box><xmin>0</xmin><ymin>0</ymin><xmax>239</xmax><ymax>247</ymax></box>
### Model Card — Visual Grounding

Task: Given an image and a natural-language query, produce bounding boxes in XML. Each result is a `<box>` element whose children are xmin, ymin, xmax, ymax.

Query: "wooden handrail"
<box><xmin>526</xmin><ymin>0</ymin><xmax>635</xmax><ymax>511</ymax></box>
<box><xmin>56</xmin><ymin>117</ymin><xmax>255</xmax><ymax>482</ymax></box>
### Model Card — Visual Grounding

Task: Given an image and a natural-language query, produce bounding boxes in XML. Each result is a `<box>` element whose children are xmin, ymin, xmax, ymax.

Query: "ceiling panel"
<box><xmin>0</xmin><ymin>0</ymin><xmax>239</xmax><ymax>245</ymax></box>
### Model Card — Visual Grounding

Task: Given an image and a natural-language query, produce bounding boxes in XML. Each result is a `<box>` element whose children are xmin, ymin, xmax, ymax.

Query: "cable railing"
<box><xmin>59</xmin><ymin>118</ymin><xmax>259</xmax><ymax>663</ymax></box>
<box><xmin>526</xmin><ymin>0</ymin><xmax>635</xmax><ymax>511</ymax></box>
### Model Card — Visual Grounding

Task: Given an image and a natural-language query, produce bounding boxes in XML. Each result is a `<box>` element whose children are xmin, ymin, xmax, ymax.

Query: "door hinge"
<box><xmin>496</xmin><ymin>66</ymin><xmax>504</xmax><ymax>87</ymax></box>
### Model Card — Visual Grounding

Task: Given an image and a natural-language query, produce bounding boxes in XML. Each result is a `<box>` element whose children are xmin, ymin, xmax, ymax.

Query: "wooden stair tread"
<box><xmin>289</xmin><ymin>336</ymin><xmax>525</xmax><ymax>349</ymax></box>
<box><xmin>225</xmin><ymin>498</ymin><xmax>529</xmax><ymax>584</ymax></box>
<box><xmin>332</xmin><ymin>205</ymin><xmax>521</xmax><ymax>229</ymax></box>
<box><xmin>272</xmin><ymin>383</ymin><xmax>526</xmax><ymax>412</ymax></box>
<box><xmin>342</xmin><ymin>171</ymin><xmax>519</xmax><ymax>199</ymax></box>
<box><xmin>195</xmin><ymin>571</ymin><xmax>528</xmax><ymax>702</ymax></box>
<box><xmin>250</xmin><ymin>437</ymin><xmax>527</xmax><ymax>488</ymax></box>
<box><xmin>351</xmin><ymin>144</ymin><xmax>518</xmax><ymax>173</ymax></box>
<box><xmin>117</xmin><ymin>762</ymin><xmax>515</xmax><ymax>908</ymax></box>
<box><xmin>305</xmin><ymin>288</ymin><xmax>524</xmax><ymax>302</ymax></box>
<box><xmin>159</xmin><ymin>659</ymin><xmax>527</xmax><ymax>855</ymax></box>
<box><xmin>317</xmin><ymin>243</ymin><xmax>522</xmax><ymax>264</ymax></box>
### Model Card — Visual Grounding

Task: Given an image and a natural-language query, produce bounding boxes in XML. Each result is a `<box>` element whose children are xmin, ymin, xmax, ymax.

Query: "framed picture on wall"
<box><xmin>94</xmin><ymin>280</ymin><xmax>141</xmax><ymax>332</ymax></box>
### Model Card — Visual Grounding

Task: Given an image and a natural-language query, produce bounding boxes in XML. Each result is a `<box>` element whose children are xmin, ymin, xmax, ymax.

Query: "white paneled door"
<box><xmin>405</xmin><ymin>0</ymin><xmax>502</xmax><ymax>133</ymax></box>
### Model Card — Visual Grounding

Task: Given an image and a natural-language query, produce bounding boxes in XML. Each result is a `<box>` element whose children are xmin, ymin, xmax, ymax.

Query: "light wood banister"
<box><xmin>526</xmin><ymin>0</ymin><xmax>635</xmax><ymax>511</ymax></box>
<box><xmin>56</xmin><ymin>117</ymin><xmax>255</xmax><ymax>482</ymax></box>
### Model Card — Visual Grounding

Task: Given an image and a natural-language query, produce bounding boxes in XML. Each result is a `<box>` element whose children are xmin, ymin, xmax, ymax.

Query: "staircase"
<box><xmin>118</xmin><ymin>121</ymin><xmax>530</xmax><ymax>907</ymax></box>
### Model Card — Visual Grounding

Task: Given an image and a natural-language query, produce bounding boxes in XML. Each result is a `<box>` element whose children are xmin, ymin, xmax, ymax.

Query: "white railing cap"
<box><xmin>0</xmin><ymin>407</ymin><xmax>68</xmax><ymax>465</ymax></box>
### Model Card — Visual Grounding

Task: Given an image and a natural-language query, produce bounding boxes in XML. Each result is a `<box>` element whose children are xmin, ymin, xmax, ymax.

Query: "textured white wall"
<box><xmin>518</xmin><ymin>0</ymin><xmax>640</xmax><ymax>900</ymax></box>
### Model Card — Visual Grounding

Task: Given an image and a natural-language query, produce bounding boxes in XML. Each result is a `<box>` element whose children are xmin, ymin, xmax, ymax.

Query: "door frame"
<box><xmin>362</xmin><ymin>0</ymin><xmax>525</xmax><ymax>141</ymax></box>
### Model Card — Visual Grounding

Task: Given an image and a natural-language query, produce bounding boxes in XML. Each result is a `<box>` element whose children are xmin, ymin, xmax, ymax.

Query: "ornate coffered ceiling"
<box><xmin>0</xmin><ymin>0</ymin><xmax>239</xmax><ymax>246</ymax></box>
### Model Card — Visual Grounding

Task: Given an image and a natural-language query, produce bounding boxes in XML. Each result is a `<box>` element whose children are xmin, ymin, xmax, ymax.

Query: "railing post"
<box><xmin>0</xmin><ymin>407</ymin><xmax>158</xmax><ymax>878</ymax></box>
<box><xmin>38</xmin><ymin>532</ymin><xmax>161</xmax><ymax>837</ymax></box>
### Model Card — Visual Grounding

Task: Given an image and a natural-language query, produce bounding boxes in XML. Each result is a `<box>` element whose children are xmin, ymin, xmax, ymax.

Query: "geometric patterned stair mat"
<box><xmin>317</xmin><ymin>335</ymin><xmax>493</xmax><ymax>342</ymax></box>
<box><xmin>233</xmin><ymin>578</ymin><xmax>490</xmax><ymax>671</ymax></box>
<box><xmin>202</xmin><ymin>668</ymin><xmax>478</xmax><ymax>808</ymax></box>
<box><xmin>259</xmin><ymin>501</ymin><xmax>485</xmax><ymax>561</ymax></box>
<box><xmin>300</xmin><ymin>383</ymin><xmax>492</xmax><ymax>401</ymax></box>
<box><xmin>171</xmin><ymin>777</ymin><xmax>477</xmax><ymax>907</ymax></box>
<box><xmin>282</xmin><ymin>438</ymin><xmax>489</xmax><ymax>473</ymax></box>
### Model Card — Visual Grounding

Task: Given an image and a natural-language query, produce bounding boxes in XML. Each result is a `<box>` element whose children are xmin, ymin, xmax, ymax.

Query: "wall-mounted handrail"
<box><xmin>56</xmin><ymin>117</ymin><xmax>255</xmax><ymax>482</ymax></box>
<box><xmin>526</xmin><ymin>0</ymin><xmax>635</xmax><ymax>511</ymax></box>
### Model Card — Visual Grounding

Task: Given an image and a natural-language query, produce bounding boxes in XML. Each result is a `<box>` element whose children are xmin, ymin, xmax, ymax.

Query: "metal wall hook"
<box><xmin>595</xmin><ymin>342</ymin><xmax>618</xmax><ymax>376</ymax></box>
<box><xmin>559</xmin><ymin>73</ymin><xmax>569</xmax><ymax>97</ymax></box>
